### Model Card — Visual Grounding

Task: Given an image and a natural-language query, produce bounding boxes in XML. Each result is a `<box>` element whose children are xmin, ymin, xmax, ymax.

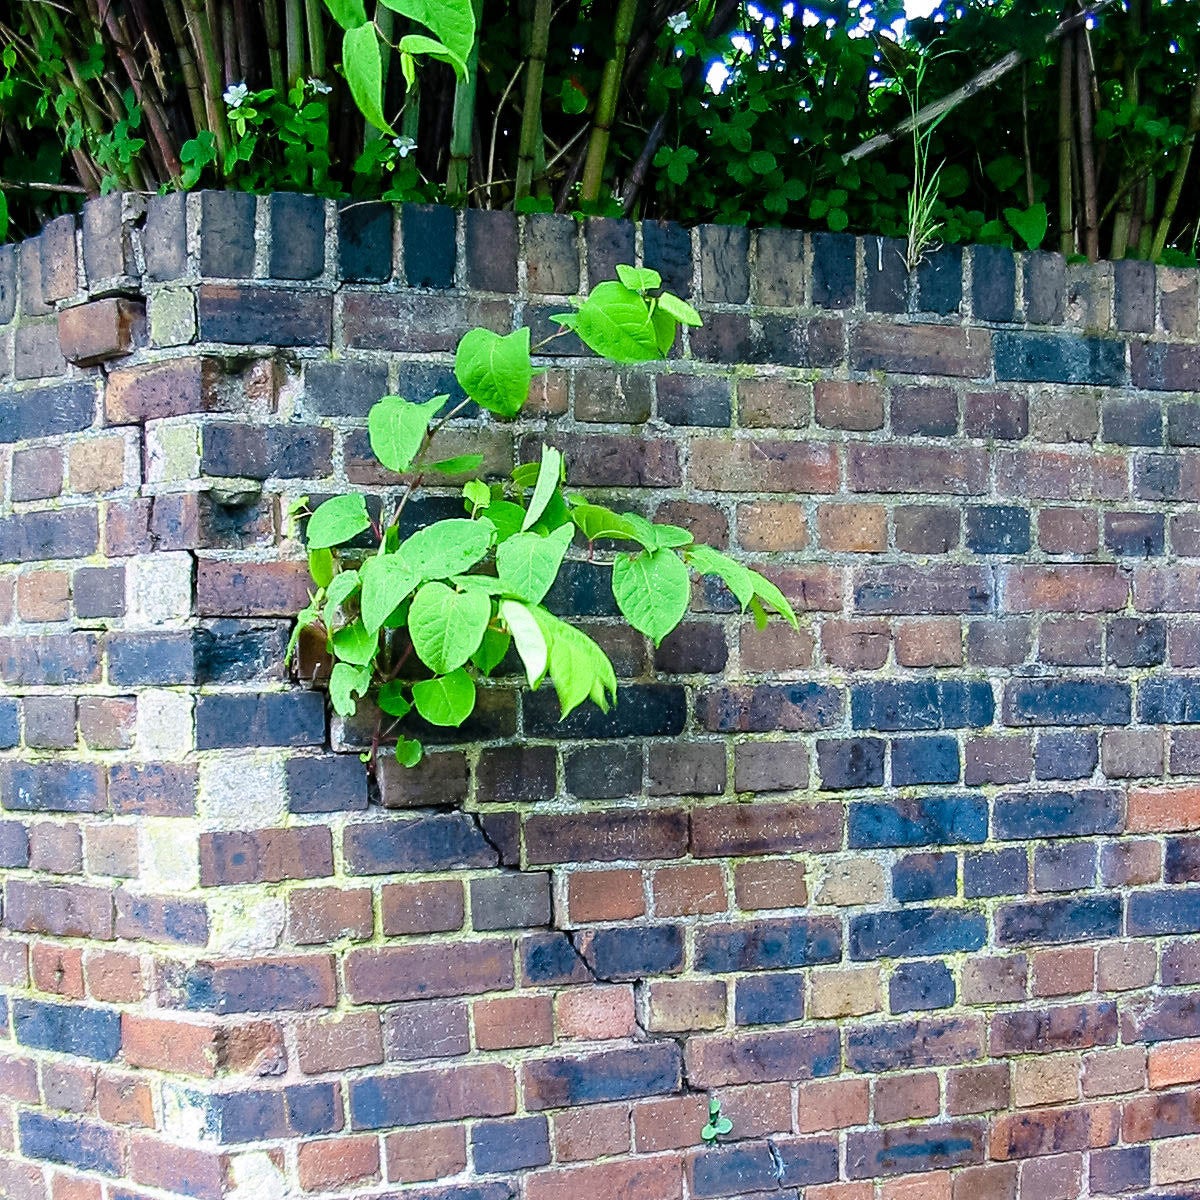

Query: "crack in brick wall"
<box><xmin>0</xmin><ymin>192</ymin><xmax>1198</xmax><ymax>1198</ymax></box>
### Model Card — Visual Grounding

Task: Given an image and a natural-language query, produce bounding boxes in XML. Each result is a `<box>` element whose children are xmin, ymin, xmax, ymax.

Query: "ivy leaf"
<box><xmin>408</xmin><ymin>581</ymin><xmax>491</xmax><ymax>673</ymax></box>
<box><xmin>472</xmin><ymin>627</ymin><xmax>511</xmax><ymax>674</ymax></box>
<box><xmin>500</xmin><ymin>599</ymin><xmax>548</xmax><ymax>687</ymax></box>
<box><xmin>656</xmin><ymin>292</ymin><xmax>703</xmax><ymax>327</ymax></box>
<box><xmin>342</xmin><ymin>23</ymin><xmax>391</xmax><ymax>133</ymax></box>
<box><xmin>377</xmin><ymin>681</ymin><xmax>412</xmax><ymax>717</ymax></box>
<box><xmin>496</xmin><ymin>524</ymin><xmax>573</xmax><ymax>605</ymax></box>
<box><xmin>567</xmin><ymin>281</ymin><xmax>661</xmax><ymax>362</ymax></box>
<box><xmin>332</xmin><ymin>619</ymin><xmax>377</xmax><ymax>666</ymax></box>
<box><xmin>412</xmin><ymin>667</ymin><xmax>477</xmax><ymax>726</ymax></box>
<box><xmin>329</xmin><ymin>661</ymin><xmax>372</xmax><ymax>716</ymax></box>
<box><xmin>1004</xmin><ymin>202</ymin><xmax>1048</xmax><ymax>250</ymax></box>
<box><xmin>359</xmin><ymin>553</ymin><xmax>419</xmax><ymax>634</ymax></box>
<box><xmin>454</xmin><ymin>327</ymin><xmax>533</xmax><ymax>418</ymax></box>
<box><xmin>369</xmin><ymin>394</ymin><xmax>445</xmax><ymax>474</ymax></box>
<box><xmin>612</xmin><ymin>548</ymin><xmax>690</xmax><ymax>646</ymax></box>
<box><xmin>615</xmin><ymin>264</ymin><xmax>662</xmax><ymax>293</ymax></box>
<box><xmin>428</xmin><ymin>453</ymin><xmax>485</xmax><ymax>476</ymax></box>
<box><xmin>522</xmin><ymin>447</ymin><xmax>562</xmax><ymax>531</ymax></box>
<box><xmin>322</xmin><ymin>0</ymin><xmax>368</xmax><ymax>28</ymax></box>
<box><xmin>307</xmin><ymin>494</ymin><xmax>371</xmax><ymax>548</ymax></box>
<box><xmin>395</xmin><ymin>736</ymin><xmax>424</xmax><ymax>767</ymax></box>
<box><xmin>396</xmin><ymin>519</ymin><xmax>494</xmax><ymax>580</ymax></box>
<box><xmin>379</xmin><ymin>0</ymin><xmax>476</xmax><ymax>66</ymax></box>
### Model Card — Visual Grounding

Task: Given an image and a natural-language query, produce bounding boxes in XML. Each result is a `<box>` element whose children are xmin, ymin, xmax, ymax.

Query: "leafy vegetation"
<box><xmin>1</xmin><ymin>2</ymin><xmax>1198</xmax><ymax>260</ymax></box>
<box><xmin>288</xmin><ymin>269</ymin><xmax>796</xmax><ymax>768</ymax></box>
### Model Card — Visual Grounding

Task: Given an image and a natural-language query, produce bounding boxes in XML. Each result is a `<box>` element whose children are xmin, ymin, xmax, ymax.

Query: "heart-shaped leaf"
<box><xmin>412</xmin><ymin>667</ymin><xmax>476</xmax><ymax>726</ymax></box>
<box><xmin>307</xmin><ymin>494</ymin><xmax>371</xmax><ymax>549</ymax></box>
<box><xmin>408</xmin><ymin>581</ymin><xmax>492</xmax><ymax>673</ymax></box>
<box><xmin>455</xmin><ymin>327</ymin><xmax>533</xmax><ymax>418</ymax></box>
<box><xmin>369</xmin><ymin>394</ymin><xmax>445</xmax><ymax>474</ymax></box>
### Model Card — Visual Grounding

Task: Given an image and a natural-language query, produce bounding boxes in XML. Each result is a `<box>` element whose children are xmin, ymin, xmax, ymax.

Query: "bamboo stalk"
<box><xmin>262</xmin><ymin>0</ymin><xmax>286</xmax><ymax>92</ymax></box>
<box><xmin>1150</xmin><ymin>73</ymin><xmax>1200</xmax><ymax>260</ymax></box>
<box><xmin>185</xmin><ymin>0</ymin><xmax>233</xmax><ymax>161</ymax></box>
<box><xmin>284</xmin><ymin>0</ymin><xmax>306</xmax><ymax>86</ymax></box>
<box><xmin>234</xmin><ymin>0</ymin><xmax>259</xmax><ymax>87</ymax></box>
<box><xmin>1074</xmin><ymin>29</ymin><xmax>1099</xmax><ymax>261</ymax></box>
<box><xmin>446</xmin><ymin>0</ymin><xmax>485</xmax><ymax>203</ymax></box>
<box><xmin>1136</xmin><ymin>173</ymin><xmax>1156</xmax><ymax>259</ymax></box>
<box><xmin>163</xmin><ymin>0</ymin><xmax>209</xmax><ymax>131</ymax></box>
<box><xmin>514</xmin><ymin>0</ymin><xmax>552</xmax><ymax>202</ymax></box>
<box><xmin>306</xmin><ymin>0</ymin><xmax>326</xmax><ymax>80</ymax></box>
<box><xmin>1057</xmin><ymin>33</ymin><xmax>1075</xmax><ymax>255</ymax></box>
<box><xmin>579</xmin><ymin>0</ymin><xmax>639</xmax><ymax>204</ymax></box>
<box><xmin>221</xmin><ymin>0</ymin><xmax>239</xmax><ymax>84</ymax></box>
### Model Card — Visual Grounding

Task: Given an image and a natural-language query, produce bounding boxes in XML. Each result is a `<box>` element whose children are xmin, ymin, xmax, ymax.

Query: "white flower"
<box><xmin>667</xmin><ymin>11</ymin><xmax>690</xmax><ymax>33</ymax></box>
<box><xmin>391</xmin><ymin>135</ymin><xmax>417</xmax><ymax>158</ymax></box>
<box><xmin>307</xmin><ymin>77</ymin><xmax>332</xmax><ymax>94</ymax></box>
<box><xmin>223</xmin><ymin>82</ymin><xmax>249</xmax><ymax>109</ymax></box>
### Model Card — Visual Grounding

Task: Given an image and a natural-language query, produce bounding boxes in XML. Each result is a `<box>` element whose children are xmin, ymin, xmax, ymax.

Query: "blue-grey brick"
<box><xmin>194</xmin><ymin>692</ymin><xmax>325</xmax><ymax>749</ymax></box>
<box><xmin>972</xmin><ymin>245</ymin><xmax>1015</xmax><ymax>322</ymax></box>
<box><xmin>891</xmin><ymin>736</ymin><xmax>960</xmax><ymax>785</ymax></box>
<box><xmin>402</xmin><ymin>204</ymin><xmax>456</xmax><ymax>288</ymax></box>
<box><xmin>13</xmin><ymin>999</ymin><xmax>120</xmax><ymax>1061</ymax></box>
<box><xmin>107</xmin><ymin>632</ymin><xmax>195</xmax><ymax>686</ymax></box>
<box><xmin>1004</xmin><ymin>679</ymin><xmax>1131</xmax><ymax>726</ymax></box>
<box><xmin>996</xmin><ymin>895</ymin><xmax>1122</xmax><ymax>945</ymax></box>
<box><xmin>472</xmin><ymin>1116</ymin><xmax>550</xmax><ymax>1174</ymax></box>
<box><xmin>1034</xmin><ymin>731</ymin><xmax>1098</xmax><ymax>780</ymax></box>
<box><xmin>993</xmin><ymin>788</ymin><xmax>1121</xmax><ymax>839</ymax></box>
<box><xmin>818</xmin><ymin>738</ymin><xmax>884</xmax><ymax>790</ymax></box>
<box><xmin>893</xmin><ymin>852</ymin><xmax>958</xmax><ymax>901</ymax></box>
<box><xmin>1034</xmin><ymin>841</ymin><xmax>1097</xmax><ymax>891</ymax></box>
<box><xmin>735</xmin><ymin>972</ymin><xmax>805</xmax><ymax>1025</ymax></box>
<box><xmin>1139</xmin><ymin>677</ymin><xmax>1200</xmax><ymax>724</ymax></box>
<box><xmin>18</xmin><ymin>1112</ymin><xmax>123</xmax><ymax>1175</ymax></box>
<box><xmin>812</xmin><ymin>232</ymin><xmax>855</xmax><ymax>307</ymax></box>
<box><xmin>849</xmin><ymin>908</ymin><xmax>986</xmax><ymax>960</ymax></box>
<box><xmin>890</xmin><ymin>961</ymin><xmax>955</xmax><ymax>1013</ymax></box>
<box><xmin>964</xmin><ymin>848</ymin><xmax>1028</xmax><ymax>897</ymax></box>
<box><xmin>0</xmin><ymin>381</ymin><xmax>94</xmax><ymax>443</ymax></box>
<box><xmin>1127</xmin><ymin>889</ymin><xmax>1200</xmax><ymax>936</ymax></box>
<box><xmin>200</xmin><ymin>190</ymin><xmax>256</xmax><ymax>277</ymax></box>
<box><xmin>994</xmin><ymin>332</ymin><xmax>1126</xmax><ymax>385</ymax></box>
<box><xmin>916</xmin><ymin>245</ymin><xmax>962</xmax><ymax>314</ymax></box>
<box><xmin>1102</xmin><ymin>397</ymin><xmax>1162</xmax><ymax>446</ymax></box>
<box><xmin>965</xmin><ymin>506</ymin><xmax>1031</xmax><ymax>555</ymax></box>
<box><xmin>851</xmin><ymin>680</ymin><xmax>994</xmax><ymax>731</ymax></box>
<box><xmin>338</xmin><ymin>201</ymin><xmax>393</xmax><ymax>282</ymax></box>
<box><xmin>269</xmin><ymin>193</ymin><xmax>325</xmax><ymax>280</ymax></box>
<box><xmin>850</xmin><ymin>796</ymin><xmax>987</xmax><ymax>848</ymax></box>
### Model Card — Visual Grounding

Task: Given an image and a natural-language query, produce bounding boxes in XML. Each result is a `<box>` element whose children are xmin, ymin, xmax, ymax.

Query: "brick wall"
<box><xmin>0</xmin><ymin>192</ymin><xmax>1198</xmax><ymax>1200</ymax></box>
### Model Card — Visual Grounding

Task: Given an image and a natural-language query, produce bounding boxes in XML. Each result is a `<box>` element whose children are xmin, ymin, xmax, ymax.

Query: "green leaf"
<box><xmin>359</xmin><ymin>552</ymin><xmax>419</xmax><ymax>634</ymax></box>
<box><xmin>569</xmin><ymin>281</ymin><xmax>660</xmax><ymax>362</ymax></box>
<box><xmin>343</xmin><ymin>23</ymin><xmax>391</xmax><ymax>133</ymax></box>
<box><xmin>656</xmin><ymin>291</ymin><xmax>702</xmax><ymax>327</ymax></box>
<box><xmin>561</xmin><ymin>78</ymin><xmax>588</xmax><ymax>115</ymax></box>
<box><xmin>378</xmin><ymin>0</ymin><xmax>476</xmax><ymax>66</ymax></box>
<box><xmin>612</xmin><ymin>548</ymin><xmax>691</xmax><ymax>646</ymax></box>
<box><xmin>0</xmin><ymin>191</ymin><xmax>8</xmax><ymax>243</ymax></box>
<box><xmin>500</xmin><ymin>599</ymin><xmax>548</xmax><ymax>687</ymax></box>
<box><xmin>688</xmin><ymin>544</ymin><xmax>754</xmax><ymax>608</ymax></box>
<box><xmin>395</xmin><ymin>736</ymin><xmax>423</xmax><ymax>767</ymax></box>
<box><xmin>322</xmin><ymin>569</ymin><xmax>361</xmax><ymax>627</ymax></box>
<box><xmin>286</xmin><ymin>594</ymin><xmax>322</xmax><ymax>667</ymax></box>
<box><xmin>747</xmin><ymin>567</ymin><xmax>799</xmax><ymax>628</ymax></box>
<box><xmin>714</xmin><ymin>1117</ymin><xmax>733</xmax><ymax>1135</ymax></box>
<box><xmin>472</xmin><ymin>627</ymin><xmax>511</xmax><ymax>674</ymax></box>
<box><xmin>307</xmin><ymin>494</ymin><xmax>371</xmax><ymax>549</ymax></box>
<box><xmin>454</xmin><ymin>327</ymin><xmax>533</xmax><ymax>418</ymax></box>
<box><xmin>522</xmin><ymin>447</ymin><xmax>562</xmax><ymax>531</ymax></box>
<box><xmin>429</xmin><ymin>453</ymin><xmax>484</xmax><ymax>475</ymax></box>
<box><xmin>463</xmin><ymin>479</ymin><xmax>491</xmax><ymax>512</ymax></box>
<box><xmin>322</xmin><ymin>0</ymin><xmax>368</xmax><ymax>29</ymax></box>
<box><xmin>985</xmin><ymin>154</ymin><xmax>1024</xmax><ymax>193</ymax></box>
<box><xmin>369</xmin><ymin>394</ymin><xmax>445</xmax><ymax>474</ymax></box>
<box><xmin>330</xmin><ymin>661</ymin><xmax>372</xmax><ymax>716</ymax></box>
<box><xmin>571</xmin><ymin>503</ymin><xmax>652</xmax><ymax>547</ymax></box>
<box><xmin>484</xmin><ymin>500</ymin><xmax>526</xmax><ymax>542</ymax></box>
<box><xmin>650</xmin><ymin>305</ymin><xmax>677</xmax><ymax>355</ymax></box>
<box><xmin>377</xmin><ymin>681</ymin><xmax>412</xmax><ymax>717</ymax></box>
<box><xmin>396</xmin><ymin>519</ymin><xmax>494</xmax><ymax>580</ymax></box>
<box><xmin>496</xmin><ymin>524</ymin><xmax>573</xmax><ymax>605</ymax></box>
<box><xmin>332</xmin><ymin>619</ymin><xmax>377</xmax><ymax>666</ymax></box>
<box><xmin>397</xmin><ymin>33</ymin><xmax>467</xmax><ymax>78</ymax></box>
<box><xmin>533</xmin><ymin>608</ymin><xmax>617</xmax><ymax>716</ymax></box>
<box><xmin>412</xmin><ymin>667</ymin><xmax>477</xmax><ymax>726</ymax></box>
<box><xmin>408</xmin><ymin>581</ymin><xmax>491</xmax><ymax>673</ymax></box>
<box><xmin>1004</xmin><ymin>202</ymin><xmax>1048</xmax><ymax>250</ymax></box>
<box><xmin>651</xmin><ymin>524</ymin><xmax>693</xmax><ymax>549</ymax></box>
<box><xmin>615</xmin><ymin>264</ymin><xmax>662</xmax><ymax>292</ymax></box>
<box><xmin>308</xmin><ymin>548</ymin><xmax>334</xmax><ymax>588</ymax></box>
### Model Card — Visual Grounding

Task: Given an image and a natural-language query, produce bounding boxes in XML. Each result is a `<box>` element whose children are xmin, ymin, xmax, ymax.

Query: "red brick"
<box><xmin>632</xmin><ymin>1094</ymin><xmax>708</xmax><ymax>1152</ymax></box>
<box><xmin>216</xmin><ymin>1021</ymin><xmax>286</xmax><ymax>1076</ymax></box>
<box><xmin>296</xmin><ymin>1013</ymin><xmax>383</xmax><ymax>1074</ymax></box>
<box><xmin>96</xmin><ymin>1074</ymin><xmax>155</xmax><ymax>1128</ymax></box>
<box><xmin>821</xmin><ymin>619</ymin><xmax>891</xmax><ymax>669</ymax></box>
<box><xmin>720</xmin><ymin>1081</ymin><xmax>792</xmax><ymax>1138</ymax></box>
<box><xmin>0</xmin><ymin>1053</ymin><xmax>40</xmax><ymax>1104</ymax></box>
<box><xmin>384</xmin><ymin>1124</ymin><xmax>466</xmax><ymax>1183</ymax></box>
<box><xmin>951</xmin><ymin>1163</ymin><xmax>1017</xmax><ymax>1200</ymax></box>
<box><xmin>105</xmin><ymin>359</ymin><xmax>222</xmax><ymax>423</ymax></box>
<box><xmin>84</xmin><ymin>950</ymin><xmax>143</xmax><ymax>1003</ymax></box>
<box><xmin>692</xmin><ymin>802</ymin><xmax>842</xmax><ymax>856</ymax></box>
<box><xmin>881</xmin><ymin>1172</ymin><xmax>951</xmax><ymax>1200</ymax></box>
<box><xmin>990</xmin><ymin>1103</ymin><xmax>1119</xmax><ymax>1160</ymax></box>
<box><xmin>121</xmin><ymin>1015</ymin><xmax>219</xmax><ymax>1077</ymax></box>
<box><xmin>740</xmin><ymin>621</ymin><xmax>815</xmax><ymax>671</ymax></box>
<box><xmin>651</xmin><ymin>864</ymin><xmax>725</xmax><ymax>916</ymax></box>
<box><xmin>798</xmin><ymin>1078</ymin><xmax>870</xmax><ymax>1132</ymax></box>
<box><xmin>525</xmin><ymin>1155</ymin><xmax>682</xmax><ymax>1200</ymax></box>
<box><xmin>850</xmin><ymin>444</ymin><xmax>989</xmax><ymax>495</ymax></box>
<box><xmin>875</xmin><ymin>1072</ymin><xmax>940</xmax><ymax>1123</ymax></box>
<box><xmin>817</xmin><ymin>503</ymin><xmax>887</xmax><ymax>551</ymax></box>
<box><xmin>1030</xmin><ymin>949</ymin><xmax>1096</xmax><ymax>998</ymax></box>
<box><xmin>474</xmin><ymin>994</ymin><xmax>554</xmax><ymax>1050</ymax></box>
<box><xmin>1128</xmin><ymin>784</ymin><xmax>1200</xmax><ymax>832</ymax></box>
<box><xmin>736</xmin><ymin>500</ymin><xmax>809</xmax><ymax>551</ymax></box>
<box><xmin>31</xmin><ymin>944</ymin><xmax>84</xmax><ymax>999</ymax></box>
<box><xmin>1149</xmin><ymin>1040</ymin><xmax>1200</xmax><ymax>1089</ymax></box>
<box><xmin>946</xmin><ymin>1064</ymin><xmax>1010</xmax><ymax>1115</ymax></box>
<box><xmin>556</xmin><ymin>985</ymin><xmax>637</xmax><ymax>1040</ymax></box>
<box><xmin>733</xmin><ymin>858</ymin><xmax>807</xmax><ymax>909</ymax></box>
<box><xmin>380</xmin><ymin>879</ymin><xmax>464</xmax><ymax>935</ymax></box>
<box><xmin>288</xmin><ymin>887</ymin><xmax>373</xmax><ymax>944</ymax></box>
<box><xmin>297</xmin><ymin>1136</ymin><xmax>380</xmax><ymax>1192</ymax></box>
<box><xmin>525</xmin><ymin>809</ymin><xmax>688</xmax><ymax>864</ymax></box>
<box><xmin>195</xmin><ymin>559</ymin><xmax>311</xmax><ymax>617</ymax></box>
<box><xmin>850</xmin><ymin>322</ymin><xmax>992</xmax><ymax>377</ymax></box>
<box><xmin>345</xmin><ymin>940</ymin><xmax>513</xmax><ymax>1004</ymax></box>
<box><xmin>1003</xmin><ymin>564</ymin><xmax>1129</xmax><ymax>612</ymax></box>
<box><xmin>568</xmin><ymin>869</ymin><xmax>645</xmax><ymax>922</ymax></box>
<box><xmin>1038</xmin><ymin>507</ymin><xmax>1099</xmax><ymax>554</ymax></box>
<box><xmin>58</xmin><ymin>298</ymin><xmax>143</xmax><ymax>366</ymax></box>
<box><xmin>815</xmin><ymin>380</ymin><xmax>884</xmax><ymax>430</ymax></box>
<box><xmin>553</xmin><ymin>1102</ymin><xmax>630</xmax><ymax>1162</ymax></box>
<box><xmin>129</xmin><ymin>1136</ymin><xmax>225</xmax><ymax>1199</ymax></box>
<box><xmin>690</xmin><ymin>438</ymin><xmax>840</xmax><ymax>493</ymax></box>
<box><xmin>199</xmin><ymin>827</ymin><xmax>333</xmax><ymax>886</ymax></box>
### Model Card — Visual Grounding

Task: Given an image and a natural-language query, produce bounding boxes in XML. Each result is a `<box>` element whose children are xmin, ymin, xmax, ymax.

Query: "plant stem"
<box><xmin>446</xmin><ymin>0</ymin><xmax>484</xmax><ymax>203</ymax></box>
<box><xmin>515</xmin><ymin>0</ymin><xmax>552</xmax><ymax>203</ymax></box>
<box><xmin>185</xmin><ymin>0</ymin><xmax>233</xmax><ymax>164</ymax></box>
<box><xmin>306</xmin><ymin>0</ymin><xmax>326</xmax><ymax>78</ymax></box>
<box><xmin>284</xmin><ymin>0</ymin><xmax>306</xmax><ymax>86</ymax></box>
<box><xmin>1074</xmin><ymin>27</ymin><xmax>1099</xmax><ymax>261</ymax></box>
<box><xmin>580</xmin><ymin>0</ymin><xmax>639</xmax><ymax>204</ymax></box>
<box><xmin>1058</xmin><ymin>31</ymin><xmax>1075</xmax><ymax>256</ymax></box>
<box><xmin>163</xmin><ymin>0</ymin><xmax>209</xmax><ymax>132</ymax></box>
<box><xmin>1150</xmin><ymin>73</ymin><xmax>1200</xmax><ymax>261</ymax></box>
<box><xmin>262</xmin><ymin>0</ymin><xmax>287</xmax><ymax>92</ymax></box>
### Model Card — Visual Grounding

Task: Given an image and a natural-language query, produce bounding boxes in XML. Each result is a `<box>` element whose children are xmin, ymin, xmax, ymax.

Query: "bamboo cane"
<box><xmin>514</xmin><ymin>0</ymin><xmax>552</xmax><ymax>202</ymax></box>
<box><xmin>579</xmin><ymin>0</ymin><xmax>639</xmax><ymax>204</ymax></box>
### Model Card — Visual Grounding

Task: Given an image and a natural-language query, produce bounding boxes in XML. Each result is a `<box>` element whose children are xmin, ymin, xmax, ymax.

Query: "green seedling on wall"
<box><xmin>701</xmin><ymin>1096</ymin><xmax>733</xmax><ymax>1144</ymax></box>
<box><xmin>286</xmin><ymin>266</ymin><xmax>797</xmax><ymax>768</ymax></box>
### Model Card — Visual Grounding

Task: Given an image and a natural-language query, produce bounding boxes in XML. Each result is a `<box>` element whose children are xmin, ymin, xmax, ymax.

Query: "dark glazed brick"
<box><xmin>1102</xmin><ymin>397</ymin><xmax>1162</xmax><ymax>446</ymax></box>
<box><xmin>849</xmin><ymin>909</ymin><xmax>986</xmax><ymax>960</ymax></box>
<box><xmin>1034</xmin><ymin>731</ymin><xmax>1098</xmax><ymax>780</ymax></box>
<box><xmin>964</xmin><ymin>848</ymin><xmax>1028</xmax><ymax>897</ymax></box>
<box><xmin>642</xmin><ymin>220</ymin><xmax>692</xmax><ymax>297</ymax></box>
<box><xmin>525</xmin><ymin>213</ymin><xmax>579</xmax><ymax>295</ymax></box>
<box><xmin>269</xmin><ymin>193</ymin><xmax>325</xmax><ymax>279</ymax></box>
<box><xmin>564</xmin><ymin>744</ymin><xmax>640</xmax><ymax>800</ymax></box>
<box><xmin>993</xmin><ymin>788</ymin><xmax>1121</xmax><ymax>839</ymax></box>
<box><xmin>916</xmin><ymin>245</ymin><xmax>963</xmax><ymax>314</ymax></box>
<box><xmin>286</xmin><ymin>755</ymin><xmax>368</xmax><ymax>813</ymax></box>
<box><xmin>1024</xmin><ymin>252</ymin><xmax>1066</xmax><ymax>324</ymax></box>
<box><xmin>579</xmin><ymin>925</ymin><xmax>684</xmax><ymax>979</ymax></box>
<box><xmin>1105</xmin><ymin>511</ymin><xmax>1165</xmax><ymax>557</ymax></box>
<box><xmin>850</xmin><ymin>797</ymin><xmax>987</xmax><ymax>848</ymax></box>
<box><xmin>198</xmin><ymin>285</ymin><xmax>332</xmax><ymax>347</ymax></box>
<box><xmin>0</xmin><ymin>244</ymin><xmax>16</xmax><ymax>324</ymax></box>
<box><xmin>143</xmin><ymin>192</ymin><xmax>188</xmax><ymax>281</ymax></box>
<box><xmin>891</xmin><ymin>736</ymin><xmax>960</xmax><ymax>785</ymax></box>
<box><xmin>1107</xmin><ymin>618</ymin><xmax>1165</xmax><ymax>667</ymax></box>
<box><xmin>690</xmin><ymin>1143</ymin><xmax>787</xmax><ymax>1196</ymax></box>
<box><xmin>200</xmin><ymin>191</ymin><xmax>256</xmax><ymax>277</ymax></box>
<box><xmin>656</xmin><ymin>374</ymin><xmax>731</xmax><ymax>427</ymax></box>
<box><xmin>202</xmin><ymin>423</ymin><xmax>332</xmax><ymax>479</ymax></box>
<box><xmin>585</xmin><ymin>218</ymin><xmax>636</xmax><ymax>288</ymax></box>
<box><xmin>477</xmin><ymin>746</ymin><xmax>556</xmax><ymax>802</ymax></box>
<box><xmin>1127</xmin><ymin>888</ymin><xmax>1200</xmax><ymax>935</ymax></box>
<box><xmin>402</xmin><ymin>204</ymin><xmax>456</xmax><ymax>288</ymax></box>
<box><xmin>1003</xmin><ymin>679</ymin><xmax>1130</xmax><ymax>726</ymax></box>
<box><xmin>466</xmin><ymin>209</ymin><xmax>517</xmax><ymax>292</ymax></box>
<box><xmin>0</xmin><ymin>819</ymin><xmax>29</xmax><ymax>867</ymax></box>
<box><xmin>699</xmin><ymin>224</ymin><xmax>749</xmax><ymax>303</ymax></box>
<box><xmin>472</xmin><ymin>1116</ymin><xmax>550</xmax><ymax>1174</ymax></box>
<box><xmin>521</xmin><ymin>932</ymin><xmax>591</xmax><ymax>986</ymax></box>
<box><xmin>0</xmin><ymin>509</ymin><xmax>99</xmax><ymax>562</ymax></box>
<box><xmin>1168</xmin><ymin>400</ymin><xmax>1200</xmax><ymax>446</ymax></box>
<box><xmin>193</xmin><ymin>620</ymin><xmax>289</xmax><ymax>684</ymax></box>
<box><xmin>864</xmin><ymin>236</ymin><xmax>908</xmax><ymax>313</ymax></box>
<box><xmin>817</xmin><ymin>738</ymin><xmax>884</xmax><ymax>790</ymax></box>
<box><xmin>1114</xmin><ymin>258</ymin><xmax>1155</xmax><ymax>332</ymax></box>
<box><xmin>470</xmin><ymin>873</ymin><xmax>552</xmax><ymax>930</ymax></box>
<box><xmin>338</xmin><ymin>201</ymin><xmax>392</xmax><ymax>281</ymax></box>
<box><xmin>345</xmin><ymin>814</ymin><xmax>496</xmax><ymax>874</ymax></box>
<box><xmin>108</xmin><ymin>632</ymin><xmax>195</xmax><ymax>686</ymax></box>
<box><xmin>972</xmin><ymin>245</ymin><xmax>1015</xmax><ymax>322</ymax></box>
<box><xmin>735</xmin><ymin>972</ymin><xmax>805</xmax><ymax>1025</ymax></box>
<box><xmin>74</xmin><ymin>567</ymin><xmax>125</xmax><ymax>619</ymax></box>
<box><xmin>996</xmin><ymin>895</ymin><xmax>1121</xmax><ymax>945</ymax></box>
<box><xmin>965</xmin><ymin>506</ymin><xmax>1031</xmax><ymax>555</ymax></box>
<box><xmin>811</xmin><ymin>233</ymin><xmax>855</xmax><ymax>307</ymax></box>
<box><xmin>524</xmin><ymin>685</ymin><xmax>685</xmax><ymax>739</ymax></box>
<box><xmin>694</xmin><ymin>917</ymin><xmax>840</xmax><ymax>972</ymax></box>
<box><xmin>18</xmin><ymin>1112</ymin><xmax>123</xmax><ymax>1175</ymax></box>
<box><xmin>994</xmin><ymin>331</ymin><xmax>1126</xmax><ymax>385</ymax></box>
<box><xmin>893</xmin><ymin>851</ymin><xmax>957</xmax><ymax>901</ymax></box>
<box><xmin>0</xmin><ymin>381</ymin><xmax>94</xmax><ymax>442</ymax></box>
<box><xmin>890</xmin><ymin>961</ymin><xmax>955</xmax><ymax>1012</ymax></box>
<box><xmin>655</xmin><ymin>623</ymin><xmax>727</xmax><ymax>674</ymax></box>
<box><xmin>851</xmin><ymin>680</ymin><xmax>994</xmax><ymax>731</ymax></box>
<box><xmin>195</xmin><ymin>692</ymin><xmax>325</xmax><ymax>749</ymax></box>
